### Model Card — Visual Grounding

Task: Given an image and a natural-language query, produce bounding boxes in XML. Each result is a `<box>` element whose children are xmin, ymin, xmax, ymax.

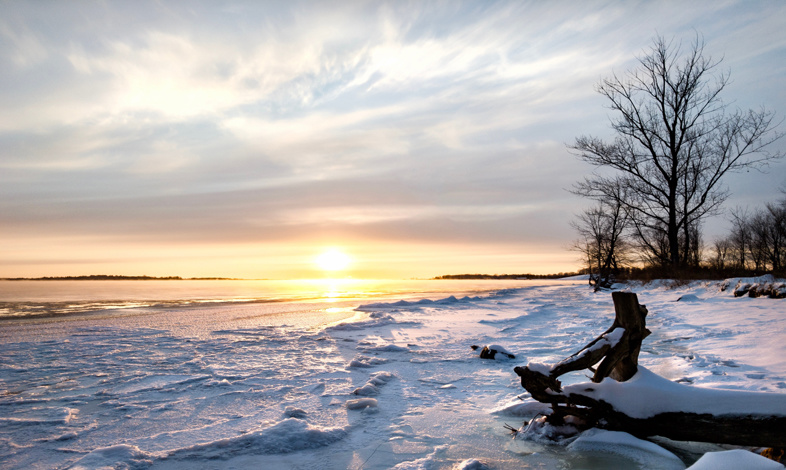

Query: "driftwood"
<box><xmin>513</xmin><ymin>292</ymin><xmax>786</xmax><ymax>448</ymax></box>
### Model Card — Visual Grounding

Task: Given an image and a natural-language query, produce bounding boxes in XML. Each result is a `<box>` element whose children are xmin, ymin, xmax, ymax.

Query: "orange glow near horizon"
<box><xmin>0</xmin><ymin>235</ymin><xmax>580</xmax><ymax>280</ymax></box>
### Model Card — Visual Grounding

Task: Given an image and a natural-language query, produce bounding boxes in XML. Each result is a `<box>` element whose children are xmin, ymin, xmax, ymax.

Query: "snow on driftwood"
<box><xmin>563</xmin><ymin>366</ymin><xmax>786</xmax><ymax>419</ymax></box>
<box><xmin>514</xmin><ymin>291</ymin><xmax>786</xmax><ymax>449</ymax></box>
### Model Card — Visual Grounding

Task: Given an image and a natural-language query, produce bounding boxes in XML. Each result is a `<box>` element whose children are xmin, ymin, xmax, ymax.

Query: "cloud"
<box><xmin>1</xmin><ymin>0</ymin><xmax>785</xmax><ymax>277</ymax></box>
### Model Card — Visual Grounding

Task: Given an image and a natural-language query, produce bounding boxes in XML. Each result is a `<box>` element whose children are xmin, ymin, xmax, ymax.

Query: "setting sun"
<box><xmin>315</xmin><ymin>249</ymin><xmax>352</xmax><ymax>272</ymax></box>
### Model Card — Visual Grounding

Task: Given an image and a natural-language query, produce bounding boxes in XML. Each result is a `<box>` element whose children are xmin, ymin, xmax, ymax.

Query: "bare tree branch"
<box><xmin>569</xmin><ymin>34</ymin><xmax>784</xmax><ymax>269</ymax></box>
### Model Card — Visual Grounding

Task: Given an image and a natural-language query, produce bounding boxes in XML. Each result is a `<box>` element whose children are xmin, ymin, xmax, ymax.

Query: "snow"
<box><xmin>71</xmin><ymin>444</ymin><xmax>156</xmax><ymax>470</ymax></box>
<box><xmin>455</xmin><ymin>458</ymin><xmax>491</xmax><ymax>469</ymax></box>
<box><xmin>677</xmin><ymin>294</ymin><xmax>701</xmax><ymax>302</ymax></box>
<box><xmin>525</xmin><ymin>361</ymin><xmax>552</xmax><ymax>375</ymax></box>
<box><xmin>1</xmin><ymin>278</ymin><xmax>785</xmax><ymax>469</ymax></box>
<box><xmin>490</xmin><ymin>399</ymin><xmax>552</xmax><ymax>417</ymax></box>
<box><xmin>567</xmin><ymin>429</ymin><xmax>684</xmax><ymax>470</ymax></box>
<box><xmin>391</xmin><ymin>445</ymin><xmax>448</xmax><ymax>469</ymax></box>
<box><xmin>686</xmin><ymin>449</ymin><xmax>784</xmax><ymax>469</ymax></box>
<box><xmin>603</xmin><ymin>326</ymin><xmax>625</xmax><ymax>346</ymax></box>
<box><xmin>563</xmin><ymin>366</ymin><xmax>786</xmax><ymax>419</ymax></box>
<box><xmin>351</xmin><ymin>371</ymin><xmax>395</xmax><ymax>396</ymax></box>
<box><xmin>347</xmin><ymin>355</ymin><xmax>389</xmax><ymax>368</ymax></box>
<box><xmin>165</xmin><ymin>418</ymin><xmax>349</xmax><ymax>459</ymax></box>
<box><xmin>346</xmin><ymin>397</ymin><xmax>378</xmax><ymax>410</ymax></box>
<box><xmin>560</xmin><ymin>274</ymin><xmax>591</xmax><ymax>280</ymax></box>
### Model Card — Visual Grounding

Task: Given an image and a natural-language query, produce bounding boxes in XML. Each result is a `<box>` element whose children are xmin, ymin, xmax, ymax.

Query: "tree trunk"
<box><xmin>669</xmin><ymin>199</ymin><xmax>680</xmax><ymax>268</ymax></box>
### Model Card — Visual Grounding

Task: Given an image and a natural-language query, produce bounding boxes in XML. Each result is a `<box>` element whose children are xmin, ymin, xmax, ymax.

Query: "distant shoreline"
<box><xmin>0</xmin><ymin>275</ymin><xmax>244</xmax><ymax>281</ymax></box>
<box><xmin>433</xmin><ymin>273</ymin><xmax>579</xmax><ymax>280</ymax></box>
<box><xmin>1</xmin><ymin>273</ymin><xmax>580</xmax><ymax>281</ymax></box>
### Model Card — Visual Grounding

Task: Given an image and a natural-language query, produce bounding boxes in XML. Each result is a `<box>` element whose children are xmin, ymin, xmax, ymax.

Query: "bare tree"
<box><xmin>749</xmin><ymin>211</ymin><xmax>770</xmax><ymax>271</ymax></box>
<box><xmin>572</xmin><ymin>35</ymin><xmax>783</xmax><ymax>269</ymax></box>
<box><xmin>709</xmin><ymin>237</ymin><xmax>732</xmax><ymax>270</ymax></box>
<box><xmin>764</xmin><ymin>200</ymin><xmax>786</xmax><ymax>272</ymax></box>
<box><xmin>681</xmin><ymin>220</ymin><xmax>704</xmax><ymax>267</ymax></box>
<box><xmin>728</xmin><ymin>207</ymin><xmax>752</xmax><ymax>269</ymax></box>
<box><xmin>748</xmin><ymin>199</ymin><xmax>786</xmax><ymax>272</ymax></box>
<box><xmin>571</xmin><ymin>197</ymin><xmax>630</xmax><ymax>291</ymax></box>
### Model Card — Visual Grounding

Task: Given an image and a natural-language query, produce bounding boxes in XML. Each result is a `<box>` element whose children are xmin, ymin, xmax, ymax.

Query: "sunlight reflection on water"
<box><xmin>0</xmin><ymin>278</ymin><xmax>546</xmax><ymax>319</ymax></box>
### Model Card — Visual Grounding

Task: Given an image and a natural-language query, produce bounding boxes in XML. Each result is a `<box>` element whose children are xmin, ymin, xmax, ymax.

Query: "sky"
<box><xmin>1</xmin><ymin>0</ymin><xmax>785</xmax><ymax>280</ymax></box>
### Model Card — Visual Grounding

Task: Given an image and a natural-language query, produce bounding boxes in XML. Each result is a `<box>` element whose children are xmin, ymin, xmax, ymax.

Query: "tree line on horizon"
<box><xmin>433</xmin><ymin>273</ymin><xmax>579</xmax><ymax>280</ymax></box>
<box><xmin>1</xmin><ymin>275</ymin><xmax>238</xmax><ymax>281</ymax></box>
<box><xmin>569</xmin><ymin>35</ymin><xmax>784</xmax><ymax>289</ymax></box>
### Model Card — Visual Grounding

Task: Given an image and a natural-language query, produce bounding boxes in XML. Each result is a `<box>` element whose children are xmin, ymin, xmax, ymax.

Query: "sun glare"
<box><xmin>315</xmin><ymin>249</ymin><xmax>352</xmax><ymax>272</ymax></box>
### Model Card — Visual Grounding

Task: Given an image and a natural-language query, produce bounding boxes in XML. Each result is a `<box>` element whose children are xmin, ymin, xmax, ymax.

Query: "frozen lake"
<box><xmin>1</xmin><ymin>279</ymin><xmax>784</xmax><ymax>469</ymax></box>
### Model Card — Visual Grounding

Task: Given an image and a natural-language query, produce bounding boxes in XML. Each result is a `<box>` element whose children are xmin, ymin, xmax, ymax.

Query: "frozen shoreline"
<box><xmin>1</xmin><ymin>279</ymin><xmax>784</xmax><ymax>469</ymax></box>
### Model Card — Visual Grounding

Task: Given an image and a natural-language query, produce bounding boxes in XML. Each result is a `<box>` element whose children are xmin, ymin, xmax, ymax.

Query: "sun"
<box><xmin>315</xmin><ymin>249</ymin><xmax>352</xmax><ymax>272</ymax></box>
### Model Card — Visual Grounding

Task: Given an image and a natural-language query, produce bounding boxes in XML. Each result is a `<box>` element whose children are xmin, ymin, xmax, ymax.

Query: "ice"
<box><xmin>347</xmin><ymin>355</ymin><xmax>389</xmax><ymax>368</ymax></box>
<box><xmin>357</xmin><ymin>336</ymin><xmax>411</xmax><ymax>353</ymax></box>
<box><xmin>514</xmin><ymin>415</ymin><xmax>580</xmax><ymax>443</ymax></box>
<box><xmin>567</xmin><ymin>429</ymin><xmax>685</xmax><ymax>469</ymax></box>
<box><xmin>283</xmin><ymin>406</ymin><xmax>308</xmax><ymax>418</ymax></box>
<box><xmin>391</xmin><ymin>445</ymin><xmax>447</xmax><ymax>469</ymax></box>
<box><xmin>346</xmin><ymin>398</ymin><xmax>378</xmax><ymax>410</ymax></box>
<box><xmin>352</xmin><ymin>371</ymin><xmax>395</xmax><ymax>396</ymax></box>
<box><xmin>490</xmin><ymin>400</ymin><xmax>551</xmax><ymax>417</ymax></box>
<box><xmin>0</xmin><ymin>406</ymin><xmax>79</xmax><ymax>425</ymax></box>
<box><xmin>686</xmin><ymin>449</ymin><xmax>784</xmax><ymax>469</ymax></box>
<box><xmin>164</xmin><ymin>418</ymin><xmax>349</xmax><ymax>460</ymax></box>
<box><xmin>112</xmin><ymin>374</ymin><xmax>208</xmax><ymax>395</ymax></box>
<box><xmin>2</xmin><ymin>278</ymin><xmax>786</xmax><ymax>469</ymax></box>
<box><xmin>362</xmin><ymin>343</ymin><xmax>410</xmax><ymax>352</ymax></box>
<box><xmin>323</xmin><ymin>311</ymin><xmax>406</xmax><ymax>331</ymax></box>
<box><xmin>71</xmin><ymin>444</ymin><xmax>157</xmax><ymax>470</ymax></box>
<box><xmin>456</xmin><ymin>458</ymin><xmax>491</xmax><ymax>469</ymax></box>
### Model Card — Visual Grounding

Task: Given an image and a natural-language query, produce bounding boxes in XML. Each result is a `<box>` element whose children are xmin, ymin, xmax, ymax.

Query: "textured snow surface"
<box><xmin>686</xmin><ymin>449</ymin><xmax>784</xmax><ymax>469</ymax></box>
<box><xmin>564</xmin><ymin>366</ymin><xmax>786</xmax><ymax>418</ymax></box>
<box><xmin>2</xmin><ymin>279</ymin><xmax>785</xmax><ymax>469</ymax></box>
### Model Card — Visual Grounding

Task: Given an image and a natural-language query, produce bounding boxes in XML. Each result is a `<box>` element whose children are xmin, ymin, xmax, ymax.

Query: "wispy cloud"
<box><xmin>1</xmin><ymin>0</ymin><xmax>784</xmax><ymax>277</ymax></box>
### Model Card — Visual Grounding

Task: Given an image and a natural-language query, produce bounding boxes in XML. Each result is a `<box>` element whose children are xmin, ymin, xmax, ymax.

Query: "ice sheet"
<box><xmin>2</xmin><ymin>279</ymin><xmax>784</xmax><ymax>469</ymax></box>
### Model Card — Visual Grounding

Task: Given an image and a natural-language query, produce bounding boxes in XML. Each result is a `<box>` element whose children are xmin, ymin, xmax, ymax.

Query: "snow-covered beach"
<box><xmin>1</xmin><ymin>278</ymin><xmax>785</xmax><ymax>469</ymax></box>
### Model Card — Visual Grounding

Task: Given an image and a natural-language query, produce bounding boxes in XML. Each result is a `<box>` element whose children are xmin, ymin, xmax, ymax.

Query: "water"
<box><xmin>0</xmin><ymin>279</ymin><xmax>533</xmax><ymax>321</ymax></box>
<box><xmin>3</xmin><ymin>279</ymin><xmax>761</xmax><ymax>469</ymax></box>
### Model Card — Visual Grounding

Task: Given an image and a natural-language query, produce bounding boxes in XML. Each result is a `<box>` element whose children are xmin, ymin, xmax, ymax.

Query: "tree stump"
<box><xmin>516</xmin><ymin>292</ymin><xmax>649</xmax><ymax>391</ymax></box>
<box><xmin>513</xmin><ymin>292</ymin><xmax>786</xmax><ymax>448</ymax></box>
